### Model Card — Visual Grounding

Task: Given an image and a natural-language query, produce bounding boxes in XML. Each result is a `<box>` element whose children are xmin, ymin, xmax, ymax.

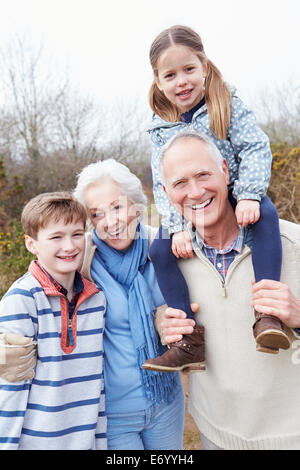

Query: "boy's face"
<box><xmin>25</xmin><ymin>219</ymin><xmax>85</xmax><ymax>282</ymax></box>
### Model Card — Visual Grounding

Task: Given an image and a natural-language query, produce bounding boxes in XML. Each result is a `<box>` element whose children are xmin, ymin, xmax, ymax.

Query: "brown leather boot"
<box><xmin>253</xmin><ymin>311</ymin><xmax>290</xmax><ymax>354</ymax></box>
<box><xmin>142</xmin><ymin>325</ymin><xmax>205</xmax><ymax>372</ymax></box>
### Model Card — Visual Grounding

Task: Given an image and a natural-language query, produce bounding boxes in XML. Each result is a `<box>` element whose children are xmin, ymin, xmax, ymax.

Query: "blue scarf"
<box><xmin>91</xmin><ymin>223</ymin><xmax>177</xmax><ymax>404</ymax></box>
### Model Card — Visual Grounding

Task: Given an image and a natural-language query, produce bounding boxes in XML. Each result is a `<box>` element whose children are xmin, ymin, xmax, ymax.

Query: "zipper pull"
<box><xmin>68</xmin><ymin>318</ymin><xmax>74</xmax><ymax>346</ymax></box>
<box><xmin>222</xmin><ymin>283</ymin><xmax>226</xmax><ymax>297</ymax></box>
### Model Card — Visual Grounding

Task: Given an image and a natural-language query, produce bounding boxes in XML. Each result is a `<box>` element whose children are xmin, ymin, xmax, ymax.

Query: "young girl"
<box><xmin>143</xmin><ymin>25</ymin><xmax>290</xmax><ymax>372</ymax></box>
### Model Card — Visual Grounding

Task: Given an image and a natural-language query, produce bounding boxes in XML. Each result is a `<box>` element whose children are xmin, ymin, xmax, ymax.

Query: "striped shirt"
<box><xmin>0</xmin><ymin>260</ymin><xmax>106</xmax><ymax>450</ymax></box>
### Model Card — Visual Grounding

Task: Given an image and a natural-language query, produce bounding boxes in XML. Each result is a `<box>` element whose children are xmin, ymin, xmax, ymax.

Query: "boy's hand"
<box><xmin>0</xmin><ymin>333</ymin><xmax>37</xmax><ymax>382</ymax></box>
<box><xmin>235</xmin><ymin>199</ymin><xmax>260</xmax><ymax>227</ymax></box>
<box><xmin>172</xmin><ymin>230</ymin><xmax>194</xmax><ymax>259</ymax></box>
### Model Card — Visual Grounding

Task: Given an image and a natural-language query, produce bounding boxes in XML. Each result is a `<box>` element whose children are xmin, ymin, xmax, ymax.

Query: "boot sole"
<box><xmin>142</xmin><ymin>361</ymin><xmax>206</xmax><ymax>372</ymax></box>
<box><xmin>256</xmin><ymin>344</ymin><xmax>279</xmax><ymax>354</ymax></box>
<box><xmin>256</xmin><ymin>328</ymin><xmax>290</xmax><ymax>350</ymax></box>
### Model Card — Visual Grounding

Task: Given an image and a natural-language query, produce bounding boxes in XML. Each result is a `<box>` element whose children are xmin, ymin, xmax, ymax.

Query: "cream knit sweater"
<box><xmin>178</xmin><ymin>219</ymin><xmax>300</xmax><ymax>450</ymax></box>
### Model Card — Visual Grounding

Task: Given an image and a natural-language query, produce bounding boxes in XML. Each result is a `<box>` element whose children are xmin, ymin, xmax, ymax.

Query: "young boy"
<box><xmin>0</xmin><ymin>192</ymin><xmax>106</xmax><ymax>450</ymax></box>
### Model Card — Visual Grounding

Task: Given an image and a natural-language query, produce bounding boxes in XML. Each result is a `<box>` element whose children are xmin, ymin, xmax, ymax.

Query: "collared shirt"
<box><xmin>36</xmin><ymin>262</ymin><xmax>84</xmax><ymax>300</ymax></box>
<box><xmin>36</xmin><ymin>262</ymin><xmax>84</xmax><ymax>346</ymax></box>
<box><xmin>192</xmin><ymin>226</ymin><xmax>248</xmax><ymax>280</ymax></box>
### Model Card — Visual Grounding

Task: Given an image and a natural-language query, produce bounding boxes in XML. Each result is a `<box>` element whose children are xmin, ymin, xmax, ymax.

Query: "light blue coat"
<box><xmin>147</xmin><ymin>92</ymin><xmax>272</xmax><ymax>233</ymax></box>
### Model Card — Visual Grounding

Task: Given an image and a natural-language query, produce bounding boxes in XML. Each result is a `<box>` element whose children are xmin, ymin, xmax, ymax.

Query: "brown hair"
<box><xmin>149</xmin><ymin>25</ymin><xmax>232</xmax><ymax>140</ymax></box>
<box><xmin>21</xmin><ymin>192</ymin><xmax>87</xmax><ymax>239</ymax></box>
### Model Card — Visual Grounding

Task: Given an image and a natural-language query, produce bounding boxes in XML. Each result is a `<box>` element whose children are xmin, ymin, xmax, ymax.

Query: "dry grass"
<box><xmin>181</xmin><ymin>372</ymin><xmax>202</xmax><ymax>450</ymax></box>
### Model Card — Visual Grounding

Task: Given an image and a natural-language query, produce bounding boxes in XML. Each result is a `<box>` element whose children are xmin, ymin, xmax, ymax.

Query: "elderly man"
<box><xmin>145</xmin><ymin>131</ymin><xmax>300</xmax><ymax>450</ymax></box>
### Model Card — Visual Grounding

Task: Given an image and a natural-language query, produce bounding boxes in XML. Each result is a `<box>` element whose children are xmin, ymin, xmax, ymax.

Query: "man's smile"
<box><xmin>186</xmin><ymin>198</ymin><xmax>213</xmax><ymax>210</ymax></box>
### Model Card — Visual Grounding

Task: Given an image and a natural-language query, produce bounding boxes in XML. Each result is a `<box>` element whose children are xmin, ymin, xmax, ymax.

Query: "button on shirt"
<box><xmin>192</xmin><ymin>227</ymin><xmax>248</xmax><ymax>280</ymax></box>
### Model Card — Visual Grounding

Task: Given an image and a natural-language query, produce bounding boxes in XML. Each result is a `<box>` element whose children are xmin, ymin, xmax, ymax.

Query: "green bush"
<box><xmin>0</xmin><ymin>220</ymin><xmax>35</xmax><ymax>298</ymax></box>
<box><xmin>269</xmin><ymin>144</ymin><xmax>300</xmax><ymax>223</ymax></box>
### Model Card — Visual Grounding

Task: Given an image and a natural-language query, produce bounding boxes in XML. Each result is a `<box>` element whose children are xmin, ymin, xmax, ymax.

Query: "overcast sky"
<box><xmin>0</xmin><ymin>0</ymin><xmax>299</xmax><ymax>115</ymax></box>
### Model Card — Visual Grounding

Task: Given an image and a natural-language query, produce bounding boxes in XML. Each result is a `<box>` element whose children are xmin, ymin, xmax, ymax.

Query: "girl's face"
<box><xmin>84</xmin><ymin>179</ymin><xmax>140</xmax><ymax>251</ymax></box>
<box><xmin>156</xmin><ymin>45</ymin><xmax>207</xmax><ymax>113</ymax></box>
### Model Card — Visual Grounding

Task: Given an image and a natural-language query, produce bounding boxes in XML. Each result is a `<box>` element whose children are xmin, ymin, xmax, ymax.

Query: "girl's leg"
<box><xmin>144</xmin><ymin>225</ymin><xmax>205</xmax><ymax>372</ymax></box>
<box><xmin>250</xmin><ymin>196</ymin><xmax>289</xmax><ymax>352</ymax></box>
<box><xmin>228</xmin><ymin>190</ymin><xmax>282</xmax><ymax>281</ymax></box>
<box><xmin>251</xmin><ymin>195</ymin><xmax>282</xmax><ymax>282</ymax></box>
<box><xmin>142</xmin><ymin>385</ymin><xmax>185</xmax><ymax>450</ymax></box>
<box><xmin>149</xmin><ymin>225</ymin><xmax>194</xmax><ymax>319</ymax></box>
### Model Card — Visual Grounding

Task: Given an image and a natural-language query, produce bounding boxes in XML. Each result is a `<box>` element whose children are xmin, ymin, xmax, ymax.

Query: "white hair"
<box><xmin>73</xmin><ymin>158</ymin><xmax>147</xmax><ymax>219</ymax></box>
<box><xmin>159</xmin><ymin>130</ymin><xmax>224</xmax><ymax>184</ymax></box>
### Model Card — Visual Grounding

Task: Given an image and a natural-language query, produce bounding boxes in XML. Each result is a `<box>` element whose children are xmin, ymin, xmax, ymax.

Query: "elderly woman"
<box><xmin>0</xmin><ymin>159</ymin><xmax>185</xmax><ymax>450</ymax></box>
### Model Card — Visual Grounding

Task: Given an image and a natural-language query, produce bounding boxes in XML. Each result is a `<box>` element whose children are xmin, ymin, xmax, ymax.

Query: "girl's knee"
<box><xmin>259</xmin><ymin>197</ymin><xmax>279</xmax><ymax>225</ymax></box>
<box><xmin>149</xmin><ymin>228</ymin><xmax>173</xmax><ymax>263</ymax></box>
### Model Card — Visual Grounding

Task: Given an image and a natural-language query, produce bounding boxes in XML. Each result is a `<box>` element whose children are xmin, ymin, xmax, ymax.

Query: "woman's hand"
<box><xmin>0</xmin><ymin>333</ymin><xmax>37</xmax><ymax>382</ymax></box>
<box><xmin>171</xmin><ymin>230</ymin><xmax>194</xmax><ymax>259</ymax></box>
<box><xmin>235</xmin><ymin>199</ymin><xmax>260</xmax><ymax>227</ymax></box>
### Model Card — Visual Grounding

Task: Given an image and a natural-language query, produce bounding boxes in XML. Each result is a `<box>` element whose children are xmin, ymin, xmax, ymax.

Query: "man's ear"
<box><xmin>222</xmin><ymin>159</ymin><xmax>230</xmax><ymax>185</ymax></box>
<box><xmin>25</xmin><ymin>235</ymin><xmax>38</xmax><ymax>255</ymax></box>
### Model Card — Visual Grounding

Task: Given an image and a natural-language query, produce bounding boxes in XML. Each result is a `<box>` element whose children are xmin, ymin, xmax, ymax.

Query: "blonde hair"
<box><xmin>149</xmin><ymin>25</ymin><xmax>232</xmax><ymax>140</ymax></box>
<box><xmin>21</xmin><ymin>192</ymin><xmax>87</xmax><ymax>239</ymax></box>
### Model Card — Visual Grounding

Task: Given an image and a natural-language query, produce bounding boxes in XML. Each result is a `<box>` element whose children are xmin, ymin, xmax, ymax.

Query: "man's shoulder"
<box><xmin>279</xmin><ymin>219</ymin><xmax>300</xmax><ymax>244</ymax></box>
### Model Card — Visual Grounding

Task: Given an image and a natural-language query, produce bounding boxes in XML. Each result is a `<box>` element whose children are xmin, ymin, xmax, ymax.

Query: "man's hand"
<box><xmin>235</xmin><ymin>199</ymin><xmax>260</xmax><ymax>227</ymax></box>
<box><xmin>161</xmin><ymin>303</ymin><xmax>199</xmax><ymax>344</ymax></box>
<box><xmin>0</xmin><ymin>333</ymin><xmax>37</xmax><ymax>382</ymax></box>
<box><xmin>172</xmin><ymin>230</ymin><xmax>194</xmax><ymax>259</ymax></box>
<box><xmin>252</xmin><ymin>279</ymin><xmax>300</xmax><ymax>328</ymax></box>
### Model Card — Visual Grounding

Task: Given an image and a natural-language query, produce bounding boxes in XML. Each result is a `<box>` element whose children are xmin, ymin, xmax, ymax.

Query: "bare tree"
<box><xmin>0</xmin><ymin>34</ymin><xmax>66</xmax><ymax>154</ymax></box>
<box><xmin>0</xmin><ymin>33</ymin><xmax>106</xmax><ymax>196</ymax></box>
<box><xmin>103</xmin><ymin>98</ymin><xmax>151</xmax><ymax>163</ymax></box>
<box><xmin>52</xmin><ymin>88</ymin><xmax>104</xmax><ymax>161</ymax></box>
<box><xmin>255</xmin><ymin>79</ymin><xmax>300</xmax><ymax>145</ymax></box>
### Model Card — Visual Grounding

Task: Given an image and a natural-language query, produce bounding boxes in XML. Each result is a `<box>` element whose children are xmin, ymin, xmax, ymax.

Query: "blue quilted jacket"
<box><xmin>147</xmin><ymin>92</ymin><xmax>272</xmax><ymax>233</ymax></box>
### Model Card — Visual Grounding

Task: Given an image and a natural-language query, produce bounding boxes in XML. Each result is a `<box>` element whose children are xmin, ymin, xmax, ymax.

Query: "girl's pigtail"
<box><xmin>205</xmin><ymin>60</ymin><xmax>232</xmax><ymax>140</ymax></box>
<box><xmin>149</xmin><ymin>81</ymin><xmax>181</xmax><ymax>122</ymax></box>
